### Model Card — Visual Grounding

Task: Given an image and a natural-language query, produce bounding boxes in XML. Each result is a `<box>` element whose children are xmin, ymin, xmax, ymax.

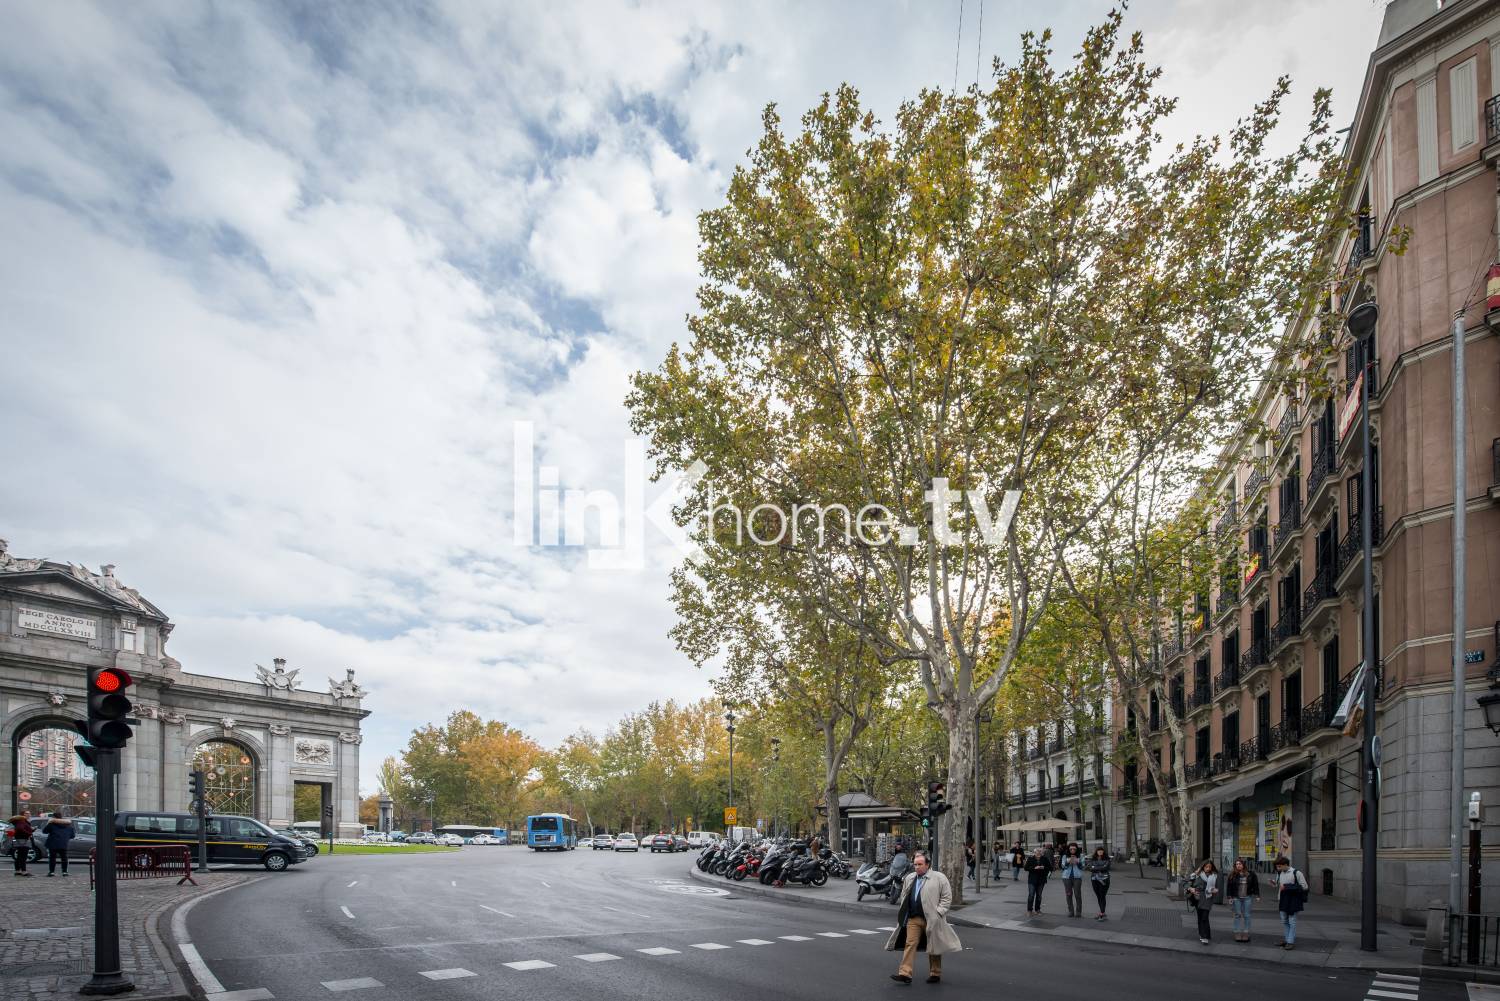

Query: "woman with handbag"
<box><xmin>1226</xmin><ymin>857</ymin><xmax>1261</xmax><ymax>942</ymax></box>
<box><xmin>1084</xmin><ymin>846</ymin><xmax>1112</xmax><ymax>920</ymax></box>
<box><xmin>1186</xmin><ymin>859</ymin><xmax>1225</xmax><ymax>944</ymax></box>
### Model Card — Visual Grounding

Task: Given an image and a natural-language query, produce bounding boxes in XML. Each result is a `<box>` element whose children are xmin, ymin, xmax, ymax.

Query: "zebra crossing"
<box><xmin>1365</xmin><ymin>973</ymin><xmax>1420</xmax><ymax>1001</ymax></box>
<box><xmin>220</xmin><ymin>922</ymin><xmax>904</xmax><ymax>997</ymax></box>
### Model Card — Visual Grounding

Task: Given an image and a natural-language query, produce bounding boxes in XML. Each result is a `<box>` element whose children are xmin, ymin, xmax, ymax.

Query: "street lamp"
<box><xmin>770</xmin><ymin>737</ymin><xmax>781</xmax><ymax>837</ymax></box>
<box><xmin>725</xmin><ymin>712</ymin><xmax>736</xmax><ymax>834</ymax></box>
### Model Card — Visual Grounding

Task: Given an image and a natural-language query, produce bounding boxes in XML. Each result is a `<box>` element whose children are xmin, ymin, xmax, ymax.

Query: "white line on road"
<box><xmin>347</xmin><ymin>881</ymin><xmax>357</xmax><ymax>887</ymax></box>
<box><xmin>1367</xmin><ymin>993</ymin><xmax>1419</xmax><ymax>1001</ymax></box>
<box><xmin>575</xmin><ymin>953</ymin><xmax>622</xmax><ymax>962</ymax></box>
<box><xmin>503</xmin><ymin>960</ymin><xmax>556</xmax><ymax>971</ymax></box>
<box><xmin>601</xmin><ymin>905</ymin><xmax>653</xmax><ymax>919</ymax></box>
<box><xmin>877</xmin><ymin>926</ymin><xmax>898</xmax><ymax>931</ymax></box>
<box><xmin>480</xmin><ymin>905</ymin><xmax>514</xmax><ymax>917</ymax></box>
<box><xmin>450</xmin><ymin>880</ymin><xmax>456</xmax><ymax>887</ymax></box>
<box><xmin>322</xmin><ymin>978</ymin><xmax>384</xmax><ymax>991</ymax></box>
<box><xmin>178</xmin><ymin>944</ymin><xmax>225</xmax><ymax>994</ymax></box>
<box><xmin>1372</xmin><ymin>986</ymin><xmax>1419</xmax><ymax>994</ymax></box>
<box><xmin>340</xmin><ymin>906</ymin><xmax>355</xmax><ymax>919</ymax></box>
<box><xmin>690</xmin><ymin>943</ymin><xmax>730</xmax><ymax>950</ymax></box>
<box><xmin>848</xmin><ymin>929</ymin><xmax>880</xmax><ymax>934</ymax></box>
<box><xmin>1377</xmin><ymin>975</ymin><xmax>1420</xmax><ymax>984</ymax></box>
<box><xmin>638</xmin><ymin>947</ymin><xmax>681</xmax><ymax>955</ymax></box>
<box><xmin>816</xmin><ymin>932</ymin><xmax>849</xmax><ymax>938</ymax></box>
<box><xmin>419</xmin><ymin>968</ymin><xmax>476</xmax><ymax>980</ymax></box>
<box><xmin>779</xmin><ymin>935</ymin><xmax>813</xmax><ymax>942</ymax></box>
<box><xmin>737</xmin><ymin>939</ymin><xmax>775</xmax><ymax>946</ymax></box>
<box><xmin>539</xmin><ymin>879</ymin><xmax>552</xmax><ymax>887</ymax></box>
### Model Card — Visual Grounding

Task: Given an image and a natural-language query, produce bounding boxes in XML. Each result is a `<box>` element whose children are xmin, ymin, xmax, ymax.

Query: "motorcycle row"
<box><xmin>693</xmin><ymin>838</ymin><xmax>855</xmax><ymax>887</ymax></box>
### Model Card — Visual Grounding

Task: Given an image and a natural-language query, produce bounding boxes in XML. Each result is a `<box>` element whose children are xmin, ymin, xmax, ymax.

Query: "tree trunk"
<box><xmin>939</xmin><ymin>709</ymin><xmax>976</xmax><ymax>905</ymax></box>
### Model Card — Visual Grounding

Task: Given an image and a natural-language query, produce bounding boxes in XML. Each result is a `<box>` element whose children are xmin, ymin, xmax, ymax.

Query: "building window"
<box><xmin>192</xmin><ymin>740</ymin><xmax>258</xmax><ymax>817</ymax></box>
<box><xmin>1451</xmin><ymin>57</ymin><xmax>1478</xmax><ymax>152</ymax></box>
<box><xmin>1417</xmin><ymin>74</ymin><xmax>1438</xmax><ymax>182</ymax></box>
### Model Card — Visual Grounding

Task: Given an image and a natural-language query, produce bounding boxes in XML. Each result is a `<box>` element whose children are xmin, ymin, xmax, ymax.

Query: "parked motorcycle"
<box><xmin>855</xmin><ymin>861</ymin><xmax>898</xmax><ymax>902</ymax></box>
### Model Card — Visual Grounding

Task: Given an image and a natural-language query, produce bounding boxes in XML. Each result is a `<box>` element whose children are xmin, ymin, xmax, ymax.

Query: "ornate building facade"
<box><xmin>0</xmin><ymin>541</ymin><xmax>370</xmax><ymax>837</ymax></box>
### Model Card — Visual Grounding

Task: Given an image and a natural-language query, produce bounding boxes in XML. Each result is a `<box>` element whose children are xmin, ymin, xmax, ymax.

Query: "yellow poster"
<box><xmin>1237</xmin><ymin>821</ymin><xmax>1256</xmax><ymax>861</ymax></box>
<box><xmin>1276</xmin><ymin>805</ymin><xmax>1293</xmax><ymax>860</ymax></box>
<box><xmin>1260</xmin><ymin>807</ymin><xmax>1280</xmax><ymax>862</ymax></box>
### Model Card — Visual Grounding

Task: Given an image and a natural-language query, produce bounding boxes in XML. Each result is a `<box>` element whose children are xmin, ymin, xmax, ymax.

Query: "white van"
<box><xmin>687</xmin><ymin>831</ymin><xmax>719</xmax><ymax>847</ymax></box>
<box><xmin>727</xmin><ymin>826</ymin><xmax>758</xmax><ymax>843</ymax></box>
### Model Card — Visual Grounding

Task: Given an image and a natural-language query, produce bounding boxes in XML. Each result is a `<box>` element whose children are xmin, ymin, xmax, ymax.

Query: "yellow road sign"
<box><xmin>723</xmin><ymin>807</ymin><xmax>738</xmax><ymax>826</ymax></box>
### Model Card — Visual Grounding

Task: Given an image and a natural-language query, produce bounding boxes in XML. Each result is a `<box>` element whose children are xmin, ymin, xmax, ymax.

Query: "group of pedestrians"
<box><xmin>6</xmin><ymin>809</ymin><xmax>77</xmax><ymax>877</ymax></box>
<box><xmin>1186</xmin><ymin>855</ymin><xmax>1310</xmax><ymax>947</ymax></box>
<box><xmin>1015</xmin><ymin>841</ymin><xmax>1113</xmax><ymax>919</ymax></box>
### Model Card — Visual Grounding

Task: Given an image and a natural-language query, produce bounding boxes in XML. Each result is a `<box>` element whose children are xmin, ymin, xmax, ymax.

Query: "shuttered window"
<box><xmin>1417</xmin><ymin>75</ymin><xmax>1438</xmax><ymax>183</ymax></box>
<box><xmin>1450</xmin><ymin>57</ymin><xmax>1478</xmax><ymax>152</ymax></box>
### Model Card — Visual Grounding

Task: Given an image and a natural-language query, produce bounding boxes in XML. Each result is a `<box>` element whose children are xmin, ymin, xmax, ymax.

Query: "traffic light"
<box><xmin>78</xmin><ymin>666</ymin><xmax>134</xmax><ymax>750</ymax></box>
<box><xmin>920</xmin><ymin>807</ymin><xmax>932</xmax><ymax>829</ymax></box>
<box><xmin>323</xmin><ymin>803</ymin><xmax>334</xmax><ymax>822</ymax></box>
<box><xmin>189</xmin><ymin>770</ymin><xmax>206</xmax><ymax>809</ymax></box>
<box><xmin>927</xmin><ymin>780</ymin><xmax>948</xmax><ymax>816</ymax></box>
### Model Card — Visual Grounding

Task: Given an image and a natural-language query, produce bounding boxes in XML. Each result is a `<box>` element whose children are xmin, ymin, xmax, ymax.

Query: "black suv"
<box><xmin>116</xmin><ymin>812</ymin><xmax>308</xmax><ymax>871</ymax></box>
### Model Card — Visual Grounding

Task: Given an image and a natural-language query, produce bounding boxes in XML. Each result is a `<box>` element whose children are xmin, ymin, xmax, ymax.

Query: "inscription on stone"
<box><xmin>17</xmin><ymin>607</ymin><xmax>96</xmax><ymax>641</ymax></box>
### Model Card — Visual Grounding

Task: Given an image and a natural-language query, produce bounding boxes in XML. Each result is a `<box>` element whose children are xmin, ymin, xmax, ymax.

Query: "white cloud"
<box><xmin>0</xmin><ymin>0</ymin><xmax>1387</xmax><ymax>794</ymax></box>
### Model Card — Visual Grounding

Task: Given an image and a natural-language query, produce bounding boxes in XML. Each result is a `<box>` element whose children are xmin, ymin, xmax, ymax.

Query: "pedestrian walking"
<box><xmin>1024</xmin><ymin>846</ymin><xmax>1050</xmax><ymax>916</ymax></box>
<box><xmin>1084</xmin><ymin>846</ymin><xmax>1112</xmax><ymax>920</ymax></box>
<box><xmin>1272</xmin><ymin>855</ymin><xmax>1309</xmax><ymax>950</ymax></box>
<box><xmin>1060</xmin><ymin>843</ymin><xmax>1085</xmax><ymax>917</ymax></box>
<box><xmin>1010</xmin><ymin>843</ymin><xmax>1024</xmax><ymax>881</ymax></box>
<box><xmin>1186</xmin><ymin>860</ymin><xmax>1225</xmax><ymax>944</ymax></box>
<box><xmin>1226</xmin><ymin>857</ymin><xmax>1260</xmax><ymax>942</ymax></box>
<box><xmin>990</xmin><ymin>839</ymin><xmax>1004</xmax><ymax>880</ymax></box>
<box><xmin>8</xmin><ymin>810</ymin><xmax>34</xmax><ymax>876</ymax></box>
<box><xmin>41</xmin><ymin>813</ymin><xmax>75</xmax><ymax>877</ymax></box>
<box><xmin>964</xmin><ymin>839</ymin><xmax>976</xmax><ymax>881</ymax></box>
<box><xmin>885</xmin><ymin>851</ymin><xmax>962</xmax><ymax>985</ymax></box>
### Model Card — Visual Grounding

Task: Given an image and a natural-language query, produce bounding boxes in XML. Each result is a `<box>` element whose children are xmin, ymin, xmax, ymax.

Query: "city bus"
<box><xmin>525</xmin><ymin>813</ymin><xmax>579</xmax><ymax>850</ymax></box>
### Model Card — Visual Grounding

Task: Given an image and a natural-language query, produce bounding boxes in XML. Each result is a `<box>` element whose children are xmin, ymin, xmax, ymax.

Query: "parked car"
<box><xmin>362</xmin><ymin>831</ymin><xmax>389</xmax><ymax>843</ymax></box>
<box><xmin>117</xmin><ymin>812</ymin><xmax>307</xmax><ymax>871</ymax></box>
<box><xmin>470</xmin><ymin>833</ymin><xmax>499</xmax><ymax>845</ymax></box>
<box><xmin>388</xmin><ymin>830</ymin><xmax>408</xmax><ymax>842</ymax></box>
<box><xmin>612</xmin><ymin>833</ymin><xmax>639</xmax><ymax>852</ymax></box>
<box><xmin>687</xmin><ymin>831</ymin><xmax>719</xmax><ymax>848</ymax></box>
<box><xmin>407</xmin><ymin>832</ymin><xmax>437</xmax><ymax>844</ymax></box>
<box><xmin>279</xmin><ymin>829</ymin><xmax>322</xmax><ymax>855</ymax></box>
<box><xmin>591</xmin><ymin>834</ymin><xmax>613</xmax><ymax>850</ymax></box>
<box><xmin>4</xmin><ymin>816</ymin><xmax>99</xmax><ymax>862</ymax></box>
<box><xmin>435</xmin><ymin>833</ymin><xmax>464</xmax><ymax>847</ymax></box>
<box><xmin>648</xmin><ymin>834</ymin><xmax>677</xmax><ymax>854</ymax></box>
<box><xmin>672</xmin><ymin>835</ymin><xmax>689</xmax><ymax>852</ymax></box>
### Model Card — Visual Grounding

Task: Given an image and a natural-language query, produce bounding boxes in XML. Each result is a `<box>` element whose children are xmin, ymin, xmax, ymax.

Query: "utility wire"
<box><xmin>975</xmin><ymin>0</ymin><xmax>984</xmax><ymax>87</ymax></box>
<box><xmin>953</xmin><ymin>0</ymin><xmax>965</xmax><ymax>94</ymax></box>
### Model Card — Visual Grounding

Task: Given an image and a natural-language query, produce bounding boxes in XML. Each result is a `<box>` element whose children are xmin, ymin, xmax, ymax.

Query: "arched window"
<box><xmin>13</xmin><ymin>721</ymin><xmax>95</xmax><ymax>817</ymax></box>
<box><xmin>192</xmin><ymin>741</ymin><xmax>257</xmax><ymax>817</ymax></box>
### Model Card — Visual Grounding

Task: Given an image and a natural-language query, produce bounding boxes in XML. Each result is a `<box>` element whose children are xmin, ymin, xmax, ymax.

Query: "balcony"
<box><xmin>1301</xmin><ymin>565</ymin><xmax>1339</xmax><ymax>633</ymax></box>
<box><xmin>1275</xmin><ymin>403</ymin><xmax>1300</xmax><ymax>461</ymax></box>
<box><xmin>1212</xmin><ymin>751</ymin><xmax>1240</xmax><ymax>776</ymax></box>
<box><xmin>1213</xmin><ymin>663</ymin><xmax>1241</xmax><ymax>699</ymax></box>
<box><xmin>1307</xmin><ymin>444</ymin><xmax>1339</xmax><ymax>516</ymax></box>
<box><xmin>1215</xmin><ymin>501</ymin><xmax>1239</xmax><ymax>539</ymax></box>
<box><xmin>1239</xmin><ymin>736</ymin><xmax>1267</xmax><ymax>769</ymax></box>
<box><xmin>1343</xmin><ymin>214</ymin><xmax>1375</xmax><ymax>278</ymax></box>
<box><xmin>1487</xmin><ymin>94</ymin><xmax>1500</xmax><ymax>146</ymax></box>
<box><xmin>1300</xmin><ymin>692</ymin><xmax>1337</xmax><ymax>736</ymax></box>
<box><xmin>1184</xmin><ymin>761</ymin><xmax>1211</xmax><ymax>784</ymax></box>
<box><xmin>1335</xmin><ymin>505</ymin><xmax>1385</xmax><ymax>592</ymax></box>
<box><xmin>1189</xmin><ymin>684</ymin><xmax>1214</xmax><ymax>714</ymax></box>
<box><xmin>1029</xmin><ymin>746</ymin><xmax>1046</xmax><ymax>761</ymax></box>
<box><xmin>1239</xmin><ymin>639</ymin><xmax>1271</xmax><ymax>686</ymax></box>
<box><xmin>1271</xmin><ymin>609</ymin><xmax>1301</xmax><ymax>658</ymax></box>
<box><xmin>1162</xmin><ymin>638</ymin><xmax>1185</xmax><ymax>663</ymax></box>
<box><xmin>1267</xmin><ymin>718</ymin><xmax>1302</xmax><ymax>756</ymax></box>
<box><xmin>1244</xmin><ymin>544</ymin><xmax>1270</xmax><ymax>594</ymax></box>
<box><xmin>1273</xmin><ymin>500</ymin><xmax>1302</xmax><ymax>563</ymax></box>
<box><xmin>1048</xmin><ymin>738</ymin><xmax>1065</xmax><ymax>755</ymax></box>
<box><xmin>1244</xmin><ymin>465</ymin><xmax>1267</xmax><ymax>501</ymax></box>
<box><xmin>1214</xmin><ymin>588</ymin><xmax>1240</xmax><ymax>624</ymax></box>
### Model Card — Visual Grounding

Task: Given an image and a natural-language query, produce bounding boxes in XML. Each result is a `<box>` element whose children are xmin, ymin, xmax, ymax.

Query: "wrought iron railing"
<box><xmin>1274</xmin><ymin>499</ymin><xmax>1302</xmax><ymax>556</ymax></box>
<box><xmin>1239</xmin><ymin>737</ymin><xmax>1265</xmax><ymax>768</ymax></box>
<box><xmin>1308</xmin><ymin>444</ymin><xmax>1338</xmax><ymax>503</ymax></box>
<box><xmin>1301</xmin><ymin>692</ymin><xmax>1335</xmax><ymax>734</ymax></box>
<box><xmin>1190</xmin><ymin>684</ymin><xmax>1214</xmax><ymax>711</ymax></box>
<box><xmin>1215</xmin><ymin>502</ymin><xmax>1239</xmax><ymax>539</ymax></box>
<box><xmin>1244</xmin><ymin>465</ymin><xmax>1266</xmax><ymax>499</ymax></box>
<box><xmin>1301</xmin><ymin>566</ymin><xmax>1338</xmax><ymax>621</ymax></box>
<box><xmin>1487</xmin><ymin>94</ymin><xmax>1500</xmax><ymax>145</ymax></box>
<box><xmin>1344</xmin><ymin>214</ymin><xmax>1374</xmax><ymax>277</ymax></box>
<box><xmin>1215</xmin><ymin>588</ymin><xmax>1239</xmax><ymax>620</ymax></box>
<box><xmin>1184</xmin><ymin>761</ymin><xmax>1210</xmax><ymax>784</ymax></box>
<box><xmin>1213</xmin><ymin>752</ymin><xmax>1240</xmax><ymax>776</ymax></box>
<box><xmin>1239</xmin><ymin>639</ymin><xmax>1269</xmax><ymax>677</ymax></box>
<box><xmin>1268</xmin><ymin>718</ymin><xmax>1302</xmax><ymax>754</ymax></box>
<box><xmin>1214</xmin><ymin>664</ymin><xmax>1240</xmax><ymax>696</ymax></box>
<box><xmin>1276</xmin><ymin>403</ymin><xmax>1298</xmax><ymax>444</ymax></box>
<box><xmin>1273</xmin><ymin>609</ymin><xmax>1300</xmax><ymax>649</ymax></box>
<box><xmin>1447</xmin><ymin>912</ymin><xmax>1500</xmax><ymax>969</ymax></box>
<box><xmin>1163</xmin><ymin>639</ymin><xmax>1184</xmax><ymax>662</ymax></box>
<box><xmin>1337</xmin><ymin>506</ymin><xmax>1384</xmax><ymax>573</ymax></box>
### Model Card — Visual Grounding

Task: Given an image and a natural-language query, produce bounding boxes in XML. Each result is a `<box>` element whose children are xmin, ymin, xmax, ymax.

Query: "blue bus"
<box><xmin>525</xmin><ymin>813</ymin><xmax>579</xmax><ymax>850</ymax></box>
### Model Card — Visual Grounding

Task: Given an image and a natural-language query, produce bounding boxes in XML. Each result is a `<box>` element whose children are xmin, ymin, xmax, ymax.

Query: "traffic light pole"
<box><xmin>81</xmin><ymin>748</ymin><xmax>133</xmax><ymax>996</ymax></box>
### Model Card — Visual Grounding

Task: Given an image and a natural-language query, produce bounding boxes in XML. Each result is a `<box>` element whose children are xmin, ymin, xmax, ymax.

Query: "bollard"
<box><xmin>1421</xmin><ymin>900</ymin><xmax>1449</xmax><ymax>966</ymax></box>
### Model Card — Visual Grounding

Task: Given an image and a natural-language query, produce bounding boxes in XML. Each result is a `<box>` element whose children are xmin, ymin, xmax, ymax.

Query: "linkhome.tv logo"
<box><xmin>511</xmin><ymin>423</ymin><xmax>1020</xmax><ymax>571</ymax></box>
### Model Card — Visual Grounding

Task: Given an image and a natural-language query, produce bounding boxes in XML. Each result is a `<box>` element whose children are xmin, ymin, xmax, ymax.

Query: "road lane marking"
<box><xmin>419</xmin><ymin>969</ymin><xmax>475</xmax><ymax>980</ymax></box>
<box><xmin>450</xmin><ymin>880</ymin><xmax>456</xmax><ymax>887</ymax></box>
<box><xmin>1377</xmin><ymin>975</ymin><xmax>1420</xmax><ymax>983</ymax></box>
<box><xmin>877</xmin><ymin>926</ymin><xmax>897</xmax><ymax>931</ymax></box>
<box><xmin>691</xmin><ymin>943</ymin><xmax>730</xmax><ymax>950</ymax></box>
<box><xmin>1373</xmin><ymin>983</ymin><xmax>1417</xmax><ymax>990</ymax></box>
<box><xmin>503</xmin><ymin>960</ymin><xmax>556</xmax><ymax>970</ymax></box>
<box><xmin>480</xmin><ymin>905</ymin><xmax>515</xmax><ymax>917</ymax></box>
<box><xmin>347</xmin><ymin>881</ymin><xmax>358</xmax><ymax>887</ymax></box>
<box><xmin>540</xmin><ymin>880</ymin><xmax>551</xmax><ymax>887</ymax></box>
<box><xmin>816</xmin><ymin>932</ymin><xmax>849</xmax><ymax>938</ymax></box>
<box><xmin>737</xmin><ymin>939</ymin><xmax>775</xmax><ymax>945</ymax></box>
<box><xmin>213</xmin><ymin>990</ymin><xmax>275</xmax><ymax>1001</ymax></box>
<box><xmin>638</xmin><ymin>947</ymin><xmax>681</xmax><ymax>955</ymax></box>
<box><xmin>177</xmin><ymin>944</ymin><xmax>224</xmax><ymax>994</ymax></box>
<box><xmin>340</xmin><ymin>906</ymin><xmax>355</xmax><ymax>919</ymax></box>
<box><xmin>322</xmin><ymin>978</ymin><xmax>383</xmax><ymax>991</ymax></box>
<box><xmin>848</xmin><ymin>929</ymin><xmax>880</xmax><ymax>934</ymax></box>
<box><xmin>778</xmin><ymin>935</ymin><xmax>813</xmax><ymax>941</ymax></box>
<box><xmin>1368</xmin><ymin>993</ymin><xmax>1418</xmax><ymax>1001</ymax></box>
<box><xmin>602</xmin><ymin>905</ymin><xmax>652</xmax><ymax>918</ymax></box>
<box><xmin>575</xmin><ymin>953</ymin><xmax>622</xmax><ymax>962</ymax></box>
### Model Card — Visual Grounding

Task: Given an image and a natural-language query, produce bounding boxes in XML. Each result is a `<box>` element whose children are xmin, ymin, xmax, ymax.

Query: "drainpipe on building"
<box><xmin>1451</xmin><ymin>308</ymin><xmax>1468</xmax><ymax>922</ymax></box>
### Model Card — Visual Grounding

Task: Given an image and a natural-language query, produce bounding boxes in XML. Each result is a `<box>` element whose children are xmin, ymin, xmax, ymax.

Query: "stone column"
<box><xmin>336</xmin><ymin>731</ymin><xmax>362</xmax><ymax>839</ymax></box>
<box><xmin>158</xmin><ymin>710</ymin><xmax>188</xmax><ymax>813</ymax></box>
<box><xmin>268</xmin><ymin>724</ymin><xmax>292</xmax><ymax>828</ymax></box>
<box><xmin>378</xmin><ymin>795</ymin><xmax>393</xmax><ymax>833</ymax></box>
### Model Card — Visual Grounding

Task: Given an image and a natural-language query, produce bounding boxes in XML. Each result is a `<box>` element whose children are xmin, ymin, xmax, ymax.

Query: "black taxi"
<box><xmin>115</xmin><ymin>811</ymin><xmax>309</xmax><ymax>871</ymax></box>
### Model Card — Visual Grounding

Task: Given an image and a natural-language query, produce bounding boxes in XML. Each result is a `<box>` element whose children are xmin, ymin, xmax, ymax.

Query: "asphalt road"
<box><xmin>182</xmin><ymin>847</ymin><xmax>1465</xmax><ymax>1001</ymax></box>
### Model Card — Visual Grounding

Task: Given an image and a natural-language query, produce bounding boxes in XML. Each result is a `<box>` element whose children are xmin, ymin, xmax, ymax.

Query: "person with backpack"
<box><xmin>1273</xmin><ymin>855</ymin><xmax>1309</xmax><ymax>949</ymax></box>
<box><xmin>1010</xmin><ymin>843</ymin><xmax>1024</xmax><ymax>881</ymax></box>
<box><xmin>41</xmin><ymin>813</ymin><xmax>75</xmax><ymax>876</ymax></box>
<box><xmin>1060</xmin><ymin>843</ymin><xmax>1085</xmax><ymax>917</ymax></box>
<box><xmin>1084</xmin><ymin>846</ymin><xmax>1112</xmax><ymax>920</ymax></box>
<box><xmin>1024</xmin><ymin>846</ymin><xmax>1050</xmax><ymax>916</ymax></box>
<box><xmin>8</xmin><ymin>810</ymin><xmax>35</xmax><ymax>877</ymax></box>
<box><xmin>1226</xmin><ymin>857</ymin><xmax>1260</xmax><ymax>942</ymax></box>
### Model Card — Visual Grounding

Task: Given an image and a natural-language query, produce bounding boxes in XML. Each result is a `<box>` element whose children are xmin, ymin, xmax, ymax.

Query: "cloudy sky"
<box><xmin>0</xmin><ymin>0</ymin><xmax>1389</xmax><ymax>793</ymax></box>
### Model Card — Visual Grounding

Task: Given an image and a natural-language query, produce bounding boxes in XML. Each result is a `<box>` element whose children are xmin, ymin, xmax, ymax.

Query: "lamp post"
<box><xmin>1348</xmin><ymin>297</ymin><xmax>1380</xmax><ymax>951</ymax></box>
<box><xmin>770</xmin><ymin>737</ymin><xmax>781</xmax><ymax>838</ymax></box>
<box><xmin>975</xmin><ymin>709</ymin><xmax>993</xmax><ymax>894</ymax></box>
<box><xmin>725</xmin><ymin>712</ymin><xmax>736</xmax><ymax>836</ymax></box>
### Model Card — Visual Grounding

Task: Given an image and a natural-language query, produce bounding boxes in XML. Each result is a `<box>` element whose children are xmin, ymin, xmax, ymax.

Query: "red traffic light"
<box><xmin>93</xmin><ymin>668</ymin><xmax>133</xmax><ymax>693</ymax></box>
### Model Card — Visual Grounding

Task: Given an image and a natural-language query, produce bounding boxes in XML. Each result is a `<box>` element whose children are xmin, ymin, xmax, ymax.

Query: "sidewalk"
<box><xmin>0</xmin><ymin>868</ymin><xmax>257</xmax><ymax>1001</ymax></box>
<box><xmin>688</xmin><ymin>861</ymin><xmax>1427</xmax><ymax>972</ymax></box>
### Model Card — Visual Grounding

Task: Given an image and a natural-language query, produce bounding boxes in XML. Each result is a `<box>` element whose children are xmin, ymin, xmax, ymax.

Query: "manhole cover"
<box><xmin>658</xmin><ymin>884</ymin><xmax>730</xmax><ymax>896</ymax></box>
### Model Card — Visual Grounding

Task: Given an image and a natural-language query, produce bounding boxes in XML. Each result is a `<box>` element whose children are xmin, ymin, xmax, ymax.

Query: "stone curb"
<box><xmin>151</xmin><ymin>875</ymin><xmax>269</xmax><ymax>1001</ymax></box>
<box><xmin>688</xmin><ymin>865</ymin><xmax>1442</xmax><ymax>975</ymax></box>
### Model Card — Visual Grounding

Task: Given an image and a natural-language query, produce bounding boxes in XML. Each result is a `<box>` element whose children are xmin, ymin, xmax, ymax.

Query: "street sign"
<box><xmin>756</xmin><ymin>818</ymin><xmax>763</xmax><ymax>828</ymax></box>
<box><xmin>723</xmin><ymin>807</ymin><xmax>737</xmax><ymax>826</ymax></box>
<box><xmin>1371</xmin><ymin>735</ymin><xmax>1382</xmax><ymax>767</ymax></box>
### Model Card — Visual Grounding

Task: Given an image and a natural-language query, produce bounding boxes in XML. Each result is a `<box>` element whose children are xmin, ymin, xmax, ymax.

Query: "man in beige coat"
<box><xmin>884</xmin><ymin>851</ymin><xmax>962</xmax><ymax>984</ymax></box>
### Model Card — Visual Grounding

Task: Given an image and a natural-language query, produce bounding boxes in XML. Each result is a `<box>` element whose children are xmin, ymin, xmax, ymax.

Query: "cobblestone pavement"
<box><xmin>0</xmin><ymin>867</ymin><xmax>258</xmax><ymax>1001</ymax></box>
